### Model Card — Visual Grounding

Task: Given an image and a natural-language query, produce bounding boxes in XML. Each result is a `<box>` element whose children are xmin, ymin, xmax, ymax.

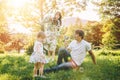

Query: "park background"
<box><xmin>0</xmin><ymin>0</ymin><xmax>120</xmax><ymax>80</ymax></box>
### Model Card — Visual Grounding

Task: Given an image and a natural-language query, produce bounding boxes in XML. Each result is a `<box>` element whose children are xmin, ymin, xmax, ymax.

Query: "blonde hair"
<box><xmin>37</xmin><ymin>31</ymin><xmax>46</xmax><ymax>39</ymax></box>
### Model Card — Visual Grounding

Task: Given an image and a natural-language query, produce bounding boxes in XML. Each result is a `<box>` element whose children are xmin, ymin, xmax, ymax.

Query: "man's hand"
<box><xmin>66</xmin><ymin>48</ymin><xmax>71</xmax><ymax>53</ymax></box>
<box><xmin>88</xmin><ymin>50</ymin><xmax>96</xmax><ymax>65</ymax></box>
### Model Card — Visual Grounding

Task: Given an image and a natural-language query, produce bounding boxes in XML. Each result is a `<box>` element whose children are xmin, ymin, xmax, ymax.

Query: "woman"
<box><xmin>43</xmin><ymin>11</ymin><xmax>62</xmax><ymax>61</ymax></box>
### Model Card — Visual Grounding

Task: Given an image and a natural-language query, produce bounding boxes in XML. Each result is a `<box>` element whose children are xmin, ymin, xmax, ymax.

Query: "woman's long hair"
<box><xmin>52</xmin><ymin>11</ymin><xmax>62</xmax><ymax>26</ymax></box>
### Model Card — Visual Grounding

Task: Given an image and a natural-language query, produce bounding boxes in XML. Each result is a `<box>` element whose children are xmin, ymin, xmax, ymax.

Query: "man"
<box><xmin>44</xmin><ymin>30</ymin><xmax>96</xmax><ymax>73</ymax></box>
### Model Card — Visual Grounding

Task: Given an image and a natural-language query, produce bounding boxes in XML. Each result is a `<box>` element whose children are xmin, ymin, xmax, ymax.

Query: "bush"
<box><xmin>26</xmin><ymin>43</ymin><xmax>48</xmax><ymax>55</ymax></box>
<box><xmin>99</xmin><ymin>49</ymin><xmax>120</xmax><ymax>56</ymax></box>
<box><xmin>0</xmin><ymin>50</ymin><xmax>4</xmax><ymax>53</ymax></box>
<box><xmin>0</xmin><ymin>41</ymin><xmax>4</xmax><ymax>53</ymax></box>
<box><xmin>25</xmin><ymin>43</ymin><xmax>34</xmax><ymax>55</ymax></box>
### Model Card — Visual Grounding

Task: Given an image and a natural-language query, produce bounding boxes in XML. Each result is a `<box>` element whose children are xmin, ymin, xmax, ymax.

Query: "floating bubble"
<box><xmin>79</xmin><ymin>67</ymin><xmax>84</xmax><ymax>72</ymax></box>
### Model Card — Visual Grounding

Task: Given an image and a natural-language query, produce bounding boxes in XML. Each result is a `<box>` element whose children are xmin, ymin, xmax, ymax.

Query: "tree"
<box><xmin>0</xmin><ymin>0</ymin><xmax>7</xmax><ymax>25</ymax></box>
<box><xmin>0</xmin><ymin>0</ymin><xmax>89</xmax><ymax>32</ymax></box>
<box><xmin>99</xmin><ymin>0</ymin><xmax>120</xmax><ymax>19</ymax></box>
<box><xmin>84</xmin><ymin>22</ymin><xmax>104</xmax><ymax>46</ymax></box>
<box><xmin>0</xmin><ymin>0</ymin><xmax>93</xmax><ymax>53</ymax></box>
<box><xmin>102</xmin><ymin>19</ymin><xmax>120</xmax><ymax>49</ymax></box>
<box><xmin>42</xmin><ymin>0</ymin><xmax>87</xmax><ymax>17</ymax></box>
<box><xmin>99</xmin><ymin>0</ymin><xmax>120</xmax><ymax>49</ymax></box>
<box><xmin>0</xmin><ymin>24</ymin><xmax>11</xmax><ymax>53</ymax></box>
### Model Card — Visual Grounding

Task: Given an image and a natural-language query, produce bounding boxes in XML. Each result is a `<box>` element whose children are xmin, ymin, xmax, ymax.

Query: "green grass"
<box><xmin>0</xmin><ymin>50</ymin><xmax>120</xmax><ymax>80</ymax></box>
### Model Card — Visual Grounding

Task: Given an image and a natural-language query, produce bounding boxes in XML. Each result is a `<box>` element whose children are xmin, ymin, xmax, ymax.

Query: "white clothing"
<box><xmin>29</xmin><ymin>41</ymin><xmax>47</xmax><ymax>63</ymax></box>
<box><xmin>67</xmin><ymin>40</ymin><xmax>91</xmax><ymax>66</ymax></box>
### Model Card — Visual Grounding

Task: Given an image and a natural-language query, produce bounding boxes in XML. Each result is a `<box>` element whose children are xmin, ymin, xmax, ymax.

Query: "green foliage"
<box><xmin>65</xmin><ymin>24</ymin><xmax>82</xmax><ymax>38</ymax></box>
<box><xmin>99</xmin><ymin>49</ymin><xmax>120</xmax><ymax>56</ymax></box>
<box><xmin>99</xmin><ymin>0</ymin><xmax>120</xmax><ymax>49</ymax></box>
<box><xmin>100</xmin><ymin>0</ymin><xmax>120</xmax><ymax>19</ymax></box>
<box><xmin>102</xmin><ymin>20</ymin><xmax>119</xmax><ymax>49</ymax></box>
<box><xmin>25</xmin><ymin>42</ymin><xmax>34</xmax><ymax>55</ymax></box>
<box><xmin>0</xmin><ymin>41</ymin><xmax>5</xmax><ymax>53</ymax></box>
<box><xmin>25</xmin><ymin>35</ymin><xmax>36</xmax><ymax>55</ymax></box>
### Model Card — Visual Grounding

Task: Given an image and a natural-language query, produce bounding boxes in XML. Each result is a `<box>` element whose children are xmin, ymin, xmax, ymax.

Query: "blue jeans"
<box><xmin>44</xmin><ymin>48</ymin><xmax>74</xmax><ymax>73</ymax></box>
<box><xmin>57</xmin><ymin>48</ymin><xmax>71</xmax><ymax>65</ymax></box>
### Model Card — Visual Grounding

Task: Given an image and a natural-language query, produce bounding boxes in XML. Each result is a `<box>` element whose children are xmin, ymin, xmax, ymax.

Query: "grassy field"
<box><xmin>0</xmin><ymin>50</ymin><xmax>120</xmax><ymax>80</ymax></box>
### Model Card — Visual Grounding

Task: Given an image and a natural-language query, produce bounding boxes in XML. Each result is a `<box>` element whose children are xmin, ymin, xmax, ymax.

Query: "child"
<box><xmin>29</xmin><ymin>31</ymin><xmax>47</xmax><ymax>77</ymax></box>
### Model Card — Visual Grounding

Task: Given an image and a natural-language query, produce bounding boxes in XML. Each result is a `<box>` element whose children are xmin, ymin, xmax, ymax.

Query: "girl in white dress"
<box><xmin>29</xmin><ymin>31</ymin><xmax>47</xmax><ymax>77</ymax></box>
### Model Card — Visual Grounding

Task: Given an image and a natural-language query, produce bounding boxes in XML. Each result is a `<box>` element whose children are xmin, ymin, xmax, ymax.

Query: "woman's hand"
<box><xmin>41</xmin><ymin>54</ymin><xmax>45</xmax><ymax>59</ymax></box>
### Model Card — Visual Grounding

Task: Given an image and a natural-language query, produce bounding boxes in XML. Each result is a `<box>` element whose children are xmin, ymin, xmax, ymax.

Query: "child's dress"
<box><xmin>29</xmin><ymin>41</ymin><xmax>47</xmax><ymax>63</ymax></box>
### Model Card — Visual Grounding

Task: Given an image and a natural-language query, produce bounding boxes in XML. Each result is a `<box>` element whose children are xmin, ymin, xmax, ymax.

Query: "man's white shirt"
<box><xmin>67</xmin><ymin>40</ymin><xmax>91</xmax><ymax>66</ymax></box>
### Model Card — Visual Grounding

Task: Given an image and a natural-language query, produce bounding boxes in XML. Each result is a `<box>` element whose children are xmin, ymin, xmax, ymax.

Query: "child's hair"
<box><xmin>37</xmin><ymin>31</ymin><xmax>46</xmax><ymax>38</ymax></box>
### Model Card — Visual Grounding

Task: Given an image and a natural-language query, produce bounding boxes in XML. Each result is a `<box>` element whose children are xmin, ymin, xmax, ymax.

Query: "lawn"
<box><xmin>0</xmin><ymin>50</ymin><xmax>120</xmax><ymax>80</ymax></box>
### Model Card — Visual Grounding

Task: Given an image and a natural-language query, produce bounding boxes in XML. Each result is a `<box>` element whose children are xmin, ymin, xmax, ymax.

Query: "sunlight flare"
<box><xmin>8</xmin><ymin>0</ymin><xmax>28</xmax><ymax>8</ymax></box>
<box><xmin>8</xmin><ymin>23</ymin><xmax>32</xmax><ymax>34</ymax></box>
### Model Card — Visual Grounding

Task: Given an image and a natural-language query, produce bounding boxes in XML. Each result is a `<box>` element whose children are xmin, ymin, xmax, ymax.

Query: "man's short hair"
<box><xmin>75</xmin><ymin>30</ymin><xmax>84</xmax><ymax>39</ymax></box>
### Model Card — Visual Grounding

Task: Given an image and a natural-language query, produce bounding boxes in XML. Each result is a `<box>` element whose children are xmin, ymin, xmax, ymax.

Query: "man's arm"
<box><xmin>88</xmin><ymin>50</ymin><xmax>96</xmax><ymax>64</ymax></box>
